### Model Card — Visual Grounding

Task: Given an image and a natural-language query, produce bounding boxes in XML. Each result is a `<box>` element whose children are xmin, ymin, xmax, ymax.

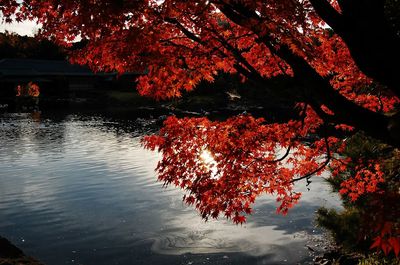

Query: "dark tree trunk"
<box><xmin>310</xmin><ymin>0</ymin><xmax>400</xmax><ymax>97</ymax></box>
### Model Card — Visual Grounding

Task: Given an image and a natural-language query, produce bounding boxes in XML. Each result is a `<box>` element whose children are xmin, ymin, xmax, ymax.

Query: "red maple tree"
<box><xmin>2</xmin><ymin>0</ymin><xmax>399</xmax><ymax>256</ymax></box>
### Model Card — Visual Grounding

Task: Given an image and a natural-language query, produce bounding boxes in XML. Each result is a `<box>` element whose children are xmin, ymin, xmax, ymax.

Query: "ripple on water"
<box><xmin>0</xmin><ymin>113</ymin><xmax>342</xmax><ymax>265</ymax></box>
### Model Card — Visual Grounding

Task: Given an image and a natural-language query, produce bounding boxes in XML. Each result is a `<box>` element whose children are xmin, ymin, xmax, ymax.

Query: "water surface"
<box><xmin>0</xmin><ymin>112</ymin><xmax>342</xmax><ymax>265</ymax></box>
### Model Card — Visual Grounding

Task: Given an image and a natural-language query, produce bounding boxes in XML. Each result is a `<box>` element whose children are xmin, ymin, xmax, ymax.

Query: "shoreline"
<box><xmin>0</xmin><ymin>236</ymin><xmax>43</xmax><ymax>265</ymax></box>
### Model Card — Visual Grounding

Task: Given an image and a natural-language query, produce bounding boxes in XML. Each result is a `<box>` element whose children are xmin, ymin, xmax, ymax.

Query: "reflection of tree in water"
<box><xmin>0</xmin><ymin>113</ymin><xmax>68</xmax><ymax>162</ymax></box>
<box><xmin>15</xmin><ymin>82</ymin><xmax>41</xmax><ymax>112</ymax></box>
<box><xmin>1</xmin><ymin>112</ymin><xmax>161</xmax><ymax>164</ymax></box>
<box><xmin>78</xmin><ymin>114</ymin><xmax>161</xmax><ymax>140</ymax></box>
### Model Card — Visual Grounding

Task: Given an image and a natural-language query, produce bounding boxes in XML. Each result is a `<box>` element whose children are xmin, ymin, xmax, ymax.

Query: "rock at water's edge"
<box><xmin>0</xmin><ymin>236</ymin><xmax>44</xmax><ymax>265</ymax></box>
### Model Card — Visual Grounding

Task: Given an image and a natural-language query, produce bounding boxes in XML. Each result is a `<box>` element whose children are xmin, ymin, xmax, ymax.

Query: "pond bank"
<box><xmin>0</xmin><ymin>236</ymin><xmax>43</xmax><ymax>265</ymax></box>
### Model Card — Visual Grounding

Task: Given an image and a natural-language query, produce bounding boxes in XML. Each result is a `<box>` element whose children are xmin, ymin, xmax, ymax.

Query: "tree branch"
<box><xmin>291</xmin><ymin>132</ymin><xmax>331</xmax><ymax>183</ymax></box>
<box><xmin>308</xmin><ymin>0</ymin><xmax>345</xmax><ymax>33</ymax></box>
<box><xmin>164</xmin><ymin>17</ymin><xmax>205</xmax><ymax>45</ymax></box>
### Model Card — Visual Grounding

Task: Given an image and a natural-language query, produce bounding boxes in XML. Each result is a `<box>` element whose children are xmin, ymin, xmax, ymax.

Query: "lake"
<box><xmin>0</xmin><ymin>112</ymin><xmax>342</xmax><ymax>265</ymax></box>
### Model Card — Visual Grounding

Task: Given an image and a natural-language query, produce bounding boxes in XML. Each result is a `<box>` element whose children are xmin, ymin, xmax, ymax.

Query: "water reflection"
<box><xmin>0</xmin><ymin>113</ymin><xmax>67</xmax><ymax>162</ymax></box>
<box><xmin>0</xmin><ymin>112</ymin><xmax>342</xmax><ymax>265</ymax></box>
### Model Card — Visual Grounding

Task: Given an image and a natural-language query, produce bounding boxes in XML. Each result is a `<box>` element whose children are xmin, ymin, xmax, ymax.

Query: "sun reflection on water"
<box><xmin>199</xmin><ymin>149</ymin><xmax>219</xmax><ymax>180</ymax></box>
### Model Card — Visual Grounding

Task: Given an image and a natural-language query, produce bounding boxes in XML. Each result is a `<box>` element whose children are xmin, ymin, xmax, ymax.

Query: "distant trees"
<box><xmin>0</xmin><ymin>32</ymin><xmax>65</xmax><ymax>59</ymax></box>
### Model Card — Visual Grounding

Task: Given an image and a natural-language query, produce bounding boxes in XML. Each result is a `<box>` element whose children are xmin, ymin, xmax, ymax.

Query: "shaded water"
<box><xmin>0</xmin><ymin>112</ymin><xmax>342</xmax><ymax>265</ymax></box>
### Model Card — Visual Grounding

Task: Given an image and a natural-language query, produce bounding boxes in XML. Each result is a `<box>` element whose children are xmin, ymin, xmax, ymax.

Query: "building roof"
<box><xmin>0</xmin><ymin>58</ymin><xmax>99</xmax><ymax>77</ymax></box>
